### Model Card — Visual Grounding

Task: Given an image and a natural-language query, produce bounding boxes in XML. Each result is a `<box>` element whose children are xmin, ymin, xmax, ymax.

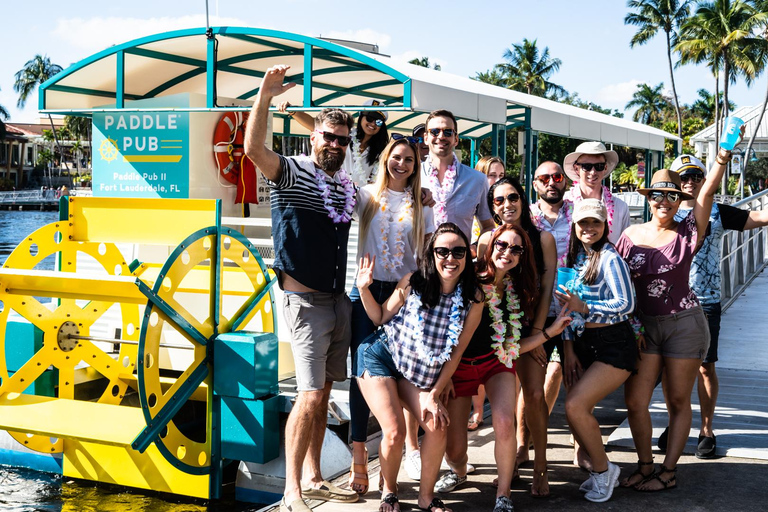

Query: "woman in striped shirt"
<box><xmin>555</xmin><ymin>199</ymin><xmax>636</xmax><ymax>503</ymax></box>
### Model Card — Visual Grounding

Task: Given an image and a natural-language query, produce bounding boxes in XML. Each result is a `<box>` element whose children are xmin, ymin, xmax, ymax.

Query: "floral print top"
<box><xmin>615</xmin><ymin>211</ymin><xmax>701</xmax><ymax>316</ymax></box>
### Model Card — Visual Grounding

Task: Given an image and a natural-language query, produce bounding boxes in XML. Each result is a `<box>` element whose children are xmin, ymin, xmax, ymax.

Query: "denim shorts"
<box><xmin>354</xmin><ymin>330</ymin><xmax>404</xmax><ymax>380</ymax></box>
<box><xmin>574</xmin><ymin>320</ymin><xmax>637</xmax><ymax>373</ymax></box>
<box><xmin>702</xmin><ymin>302</ymin><xmax>721</xmax><ymax>364</ymax></box>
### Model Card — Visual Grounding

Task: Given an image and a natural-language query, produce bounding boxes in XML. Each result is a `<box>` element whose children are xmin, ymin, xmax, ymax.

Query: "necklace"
<box><xmin>530</xmin><ymin>199</ymin><xmax>573</xmax><ymax>268</ymax></box>
<box><xmin>349</xmin><ymin>130</ymin><xmax>373</xmax><ymax>185</ymax></box>
<box><xmin>424</xmin><ymin>155</ymin><xmax>458</xmax><ymax>225</ymax></box>
<box><xmin>377</xmin><ymin>187</ymin><xmax>413</xmax><ymax>274</ymax></box>
<box><xmin>567</xmin><ymin>184</ymin><xmax>616</xmax><ymax>236</ymax></box>
<box><xmin>313</xmin><ymin>167</ymin><xmax>356</xmax><ymax>223</ymax></box>
<box><xmin>483</xmin><ymin>277</ymin><xmax>523</xmax><ymax>368</ymax></box>
<box><xmin>404</xmin><ymin>284</ymin><xmax>464</xmax><ymax>365</ymax></box>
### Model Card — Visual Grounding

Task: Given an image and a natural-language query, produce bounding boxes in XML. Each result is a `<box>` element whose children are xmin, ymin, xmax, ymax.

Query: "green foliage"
<box><xmin>408</xmin><ymin>57</ymin><xmax>441</xmax><ymax>71</ymax></box>
<box><xmin>0</xmin><ymin>177</ymin><xmax>15</xmax><ymax>191</ymax></box>
<box><xmin>37</xmin><ymin>148</ymin><xmax>54</xmax><ymax>166</ymax></box>
<box><xmin>689</xmin><ymin>88</ymin><xmax>736</xmax><ymax>124</ymax></box>
<box><xmin>559</xmin><ymin>92</ymin><xmax>624</xmax><ymax>118</ymax></box>
<box><xmin>497</xmin><ymin>38</ymin><xmax>566</xmax><ymax>97</ymax></box>
<box><xmin>626</xmin><ymin>82</ymin><xmax>673</xmax><ymax>124</ymax></box>
<box><xmin>13</xmin><ymin>54</ymin><xmax>63</xmax><ymax>108</ymax></box>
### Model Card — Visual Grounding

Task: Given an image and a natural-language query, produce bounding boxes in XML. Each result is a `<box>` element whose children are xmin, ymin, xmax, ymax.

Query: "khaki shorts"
<box><xmin>639</xmin><ymin>306</ymin><xmax>710</xmax><ymax>359</ymax></box>
<box><xmin>283</xmin><ymin>291</ymin><xmax>352</xmax><ymax>391</ymax></box>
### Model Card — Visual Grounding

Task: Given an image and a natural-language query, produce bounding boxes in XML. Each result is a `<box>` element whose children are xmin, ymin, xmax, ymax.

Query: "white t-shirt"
<box><xmin>355</xmin><ymin>185</ymin><xmax>435</xmax><ymax>282</ymax></box>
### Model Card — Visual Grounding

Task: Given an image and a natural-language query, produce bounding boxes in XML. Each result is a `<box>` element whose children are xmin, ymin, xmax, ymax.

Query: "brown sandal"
<box><xmin>349</xmin><ymin>449</ymin><xmax>369</xmax><ymax>494</ymax></box>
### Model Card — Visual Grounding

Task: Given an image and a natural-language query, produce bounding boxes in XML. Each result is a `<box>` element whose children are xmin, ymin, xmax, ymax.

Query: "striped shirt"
<box><xmin>384</xmin><ymin>288</ymin><xmax>467</xmax><ymax>389</ymax></box>
<box><xmin>563</xmin><ymin>244</ymin><xmax>635</xmax><ymax>340</ymax></box>
<box><xmin>264</xmin><ymin>155</ymin><xmax>353</xmax><ymax>293</ymax></box>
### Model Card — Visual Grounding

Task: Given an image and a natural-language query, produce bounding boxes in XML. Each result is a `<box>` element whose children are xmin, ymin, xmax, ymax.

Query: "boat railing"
<box><xmin>0</xmin><ymin>190</ymin><xmax>59</xmax><ymax>203</ymax></box>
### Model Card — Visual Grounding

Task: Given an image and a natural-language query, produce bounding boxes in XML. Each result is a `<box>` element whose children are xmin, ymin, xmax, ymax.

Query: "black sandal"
<box><xmin>620</xmin><ymin>459</ymin><xmax>654</xmax><ymax>488</ymax></box>
<box><xmin>380</xmin><ymin>492</ymin><xmax>400</xmax><ymax>512</ymax></box>
<box><xmin>637</xmin><ymin>465</ymin><xmax>677</xmax><ymax>492</ymax></box>
<box><xmin>418</xmin><ymin>497</ymin><xmax>449</xmax><ymax>512</ymax></box>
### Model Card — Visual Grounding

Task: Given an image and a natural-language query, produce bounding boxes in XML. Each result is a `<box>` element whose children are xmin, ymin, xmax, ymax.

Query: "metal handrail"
<box><xmin>721</xmin><ymin>189</ymin><xmax>768</xmax><ymax>311</ymax></box>
<box><xmin>0</xmin><ymin>190</ymin><xmax>59</xmax><ymax>203</ymax></box>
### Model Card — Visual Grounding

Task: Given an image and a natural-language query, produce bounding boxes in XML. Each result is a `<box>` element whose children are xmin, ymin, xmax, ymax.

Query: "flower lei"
<box><xmin>568</xmin><ymin>184</ymin><xmax>616</xmax><ymax>236</ymax></box>
<box><xmin>313</xmin><ymin>167</ymin><xmax>356</xmax><ymax>223</ymax></box>
<box><xmin>530</xmin><ymin>199</ymin><xmax>573</xmax><ymax>268</ymax></box>
<box><xmin>483</xmin><ymin>278</ymin><xmax>524</xmax><ymax>368</ymax></box>
<box><xmin>348</xmin><ymin>129</ymin><xmax>372</xmax><ymax>185</ymax></box>
<box><xmin>405</xmin><ymin>284</ymin><xmax>464</xmax><ymax>365</ymax></box>
<box><xmin>424</xmin><ymin>155</ymin><xmax>458</xmax><ymax>225</ymax></box>
<box><xmin>377</xmin><ymin>187</ymin><xmax>413</xmax><ymax>274</ymax></box>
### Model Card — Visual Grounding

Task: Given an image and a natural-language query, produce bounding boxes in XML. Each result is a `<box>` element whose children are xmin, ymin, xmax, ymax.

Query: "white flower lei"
<box><xmin>530</xmin><ymin>199</ymin><xmax>573</xmax><ymax>268</ymax></box>
<box><xmin>377</xmin><ymin>187</ymin><xmax>413</xmax><ymax>274</ymax></box>
<box><xmin>483</xmin><ymin>277</ymin><xmax>524</xmax><ymax>368</ymax></box>
<box><xmin>567</xmin><ymin>184</ymin><xmax>616</xmax><ymax>237</ymax></box>
<box><xmin>404</xmin><ymin>284</ymin><xmax>464</xmax><ymax>365</ymax></box>
<box><xmin>313</xmin><ymin>167</ymin><xmax>356</xmax><ymax>223</ymax></box>
<box><xmin>424</xmin><ymin>155</ymin><xmax>458</xmax><ymax>225</ymax></box>
<box><xmin>348</xmin><ymin>129</ymin><xmax>373</xmax><ymax>185</ymax></box>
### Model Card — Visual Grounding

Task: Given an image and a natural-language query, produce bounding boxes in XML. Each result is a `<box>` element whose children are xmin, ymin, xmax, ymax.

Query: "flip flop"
<box><xmin>467</xmin><ymin>418</ymin><xmax>483</xmax><ymax>431</ymax></box>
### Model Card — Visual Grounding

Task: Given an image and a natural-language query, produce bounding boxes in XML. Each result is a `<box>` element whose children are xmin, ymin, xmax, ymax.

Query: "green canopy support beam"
<box><xmin>498</xmin><ymin>124</ymin><xmax>507</xmax><ymax>166</ymax></box>
<box><xmin>116</xmin><ymin>50</ymin><xmax>125</xmax><ymax>109</ymax></box>
<box><xmin>491</xmin><ymin>125</ymin><xmax>500</xmax><ymax>157</ymax></box>
<box><xmin>643</xmin><ymin>148</ymin><xmax>652</xmax><ymax>221</ymax></box>
<box><xmin>303</xmin><ymin>44</ymin><xmax>313</xmax><ymax>108</ymax></box>
<box><xmin>523</xmin><ymin>109</ymin><xmax>534</xmax><ymax>200</ymax></box>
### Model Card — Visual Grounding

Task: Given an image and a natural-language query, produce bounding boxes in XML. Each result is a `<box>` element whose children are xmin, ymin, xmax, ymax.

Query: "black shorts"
<box><xmin>702</xmin><ymin>302</ymin><xmax>721</xmax><ymax>364</ymax></box>
<box><xmin>574</xmin><ymin>320</ymin><xmax>637</xmax><ymax>373</ymax></box>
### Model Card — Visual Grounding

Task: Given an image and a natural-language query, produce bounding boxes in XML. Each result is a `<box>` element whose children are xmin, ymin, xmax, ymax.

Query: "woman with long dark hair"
<box><xmin>437</xmin><ymin>224</ymin><xmax>571</xmax><ymax>512</ymax></box>
<box><xmin>554</xmin><ymin>199</ymin><xmax>636</xmax><ymax>502</ymax></box>
<box><xmin>476</xmin><ymin>177</ymin><xmax>557</xmax><ymax>497</ymax></box>
<box><xmin>355</xmin><ymin>223</ymin><xmax>483</xmax><ymax>512</ymax></box>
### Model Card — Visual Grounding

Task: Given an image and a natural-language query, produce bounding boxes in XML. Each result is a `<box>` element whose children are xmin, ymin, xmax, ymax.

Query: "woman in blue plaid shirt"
<box><xmin>354</xmin><ymin>222</ymin><xmax>484</xmax><ymax>512</ymax></box>
<box><xmin>555</xmin><ymin>199</ymin><xmax>636</xmax><ymax>503</ymax></box>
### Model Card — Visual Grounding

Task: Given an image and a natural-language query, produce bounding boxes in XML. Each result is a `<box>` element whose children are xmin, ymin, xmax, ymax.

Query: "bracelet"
<box><xmin>542</xmin><ymin>328</ymin><xmax>551</xmax><ymax>340</ymax></box>
<box><xmin>582</xmin><ymin>302</ymin><xmax>588</xmax><ymax>315</ymax></box>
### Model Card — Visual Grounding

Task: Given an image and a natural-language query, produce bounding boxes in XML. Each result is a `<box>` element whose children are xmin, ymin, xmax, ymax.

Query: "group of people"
<box><xmin>244</xmin><ymin>64</ymin><xmax>758</xmax><ymax>512</ymax></box>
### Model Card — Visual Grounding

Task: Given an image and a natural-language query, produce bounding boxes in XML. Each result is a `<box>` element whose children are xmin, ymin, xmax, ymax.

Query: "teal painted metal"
<box><xmin>499</xmin><ymin>124</ymin><xmax>507</xmax><ymax>166</ymax></box>
<box><xmin>491</xmin><ymin>125</ymin><xmax>499</xmax><ymax>156</ymax></box>
<box><xmin>295</xmin><ymin>79</ymin><xmax>403</xmax><ymax>105</ymax></box>
<box><xmin>303</xmin><ymin>44</ymin><xmax>313</xmax><ymax>107</ymax></box>
<box><xmin>386</xmin><ymin>111</ymin><xmax>420</xmax><ymax>129</ymax></box>
<box><xmin>643</xmin><ymin>149</ymin><xmax>652</xmax><ymax>221</ymax></box>
<box><xmin>402</xmin><ymin>80</ymin><xmax>412</xmax><ymax>110</ymax></box>
<box><xmin>207</xmin><ymin>36</ymin><xmax>216</xmax><ymax>108</ymax></box>
<box><xmin>219</xmin><ymin>49</ymin><xmax>301</xmax><ymax>66</ymax></box>
<box><xmin>6</xmin><ymin>320</ymin><xmax>56</xmax><ymax>397</ymax></box>
<box><xmin>116</xmin><ymin>51</ymin><xmax>125</xmax><ymax>109</ymax></box>
<box><xmin>523</xmin><ymin>109</ymin><xmax>533</xmax><ymax>200</ymax></box>
<box><xmin>136</xmin><ymin>279</ymin><xmax>209</xmax><ymax>347</ymax></box>
<box><xmin>127</xmin><ymin>47</ymin><xmax>205</xmax><ymax>68</ymax></box>
<box><xmin>213</xmin><ymin>332</ymin><xmax>278</xmax><ymax>400</ymax></box>
<box><xmin>46</xmin><ymin>84</ymin><xmax>142</xmax><ymax>101</ymax></box>
<box><xmin>470</xmin><ymin>139</ymin><xmax>478</xmax><ymax>167</ymax></box>
<box><xmin>143</xmin><ymin>69</ymin><xmax>213</xmax><ymax>99</ymax></box>
<box><xmin>219</xmin><ymin>394</ymin><xmax>279</xmax><ymax>464</ymax></box>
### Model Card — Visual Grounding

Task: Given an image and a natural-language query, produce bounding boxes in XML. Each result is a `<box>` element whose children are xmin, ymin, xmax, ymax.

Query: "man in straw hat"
<box><xmin>649</xmin><ymin>154</ymin><xmax>768</xmax><ymax>460</ymax></box>
<box><xmin>564</xmin><ymin>142</ymin><xmax>630</xmax><ymax>244</ymax></box>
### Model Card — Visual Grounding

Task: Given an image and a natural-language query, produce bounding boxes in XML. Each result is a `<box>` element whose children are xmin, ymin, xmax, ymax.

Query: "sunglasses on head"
<box><xmin>427</xmin><ymin>128</ymin><xmax>456</xmax><ymax>138</ymax></box>
<box><xmin>492</xmin><ymin>192</ymin><xmax>521</xmax><ymax>206</ymax></box>
<box><xmin>649</xmin><ymin>191</ymin><xmax>681</xmax><ymax>203</ymax></box>
<box><xmin>535</xmin><ymin>173</ymin><xmax>565</xmax><ymax>186</ymax></box>
<box><xmin>494</xmin><ymin>240</ymin><xmax>525</xmax><ymax>256</ymax></box>
<box><xmin>391</xmin><ymin>133</ymin><xmax>422</xmax><ymax>144</ymax></box>
<box><xmin>313</xmin><ymin>130</ymin><xmax>352</xmax><ymax>147</ymax></box>
<box><xmin>576</xmin><ymin>162</ymin><xmax>607</xmax><ymax>173</ymax></box>
<box><xmin>363</xmin><ymin>113</ymin><xmax>384</xmax><ymax>127</ymax></box>
<box><xmin>680</xmin><ymin>172</ymin><xmax>704</xmax><ymax>184</ymax></box>
<box><xmin>433</xmin><ymin>246</ymin><xmax>467</xmax><ymax>260</ymax></box>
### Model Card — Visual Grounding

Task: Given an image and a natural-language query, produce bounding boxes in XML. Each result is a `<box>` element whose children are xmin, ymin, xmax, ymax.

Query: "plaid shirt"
<box><xmin>384</xmin><ymin>288</ymin><xmax>467</xmax><ymax>389</ymax></box>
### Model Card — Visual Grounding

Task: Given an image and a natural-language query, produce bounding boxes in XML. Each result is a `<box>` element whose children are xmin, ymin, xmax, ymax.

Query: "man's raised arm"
<box><xmin>244</xmin><ymin>65</ymin><xmax>297</xmax><ymax>182</ymax></box>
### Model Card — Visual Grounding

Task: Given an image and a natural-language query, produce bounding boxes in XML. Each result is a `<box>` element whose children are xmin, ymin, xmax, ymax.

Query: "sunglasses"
<box><xmin>648</xmin><ymin>191</ymin><xmax>681</xmax><ymax>203</ymax></box>
<box><xmin>427</xmin><ymin>128</ymin><xmax>456</xmax><ymax>138</ymax></box>
<box><xmin>680</xmin><ymin>173</ymin><xmax>704</xmax><ymax>184</ymax></box>
<box><xmin>313</xmin><ymin>130</ymin><xmax>352</xmax><ymax>147</ymax></box>
<box><xmin>534</xmin><ymin>173</ymin><xmax>565</xmax><ymax>186</ymax></box>
<box><xmin>492</xmin><ymin>192</ymin><xmax>521</xmax><ymax>206</ymax></box>
<box><xmin>433</xmin><ymin>246</ymin><xmax>467</xmax><ymax>260</ymax></box>
<box><xmin>575</xmin><ymin>162</ymin><xmax>607</xmax><ymax>173</ymax></box>
<box><xmin>363</xmin><ymin>113</ymin><xmax>384</xmax><ymax>127</ymax></box>
<box><xmin>494</xmin><ymin>240</ymin><xmax>525</xmax><ymax>256</ymax></box>
<box><xmin>392</xmin><ymin>133</ymin><xmax>422</xmax><ymax>144</ymax></box>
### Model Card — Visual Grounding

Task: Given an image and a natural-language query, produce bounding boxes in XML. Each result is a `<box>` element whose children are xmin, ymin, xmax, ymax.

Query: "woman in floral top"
<box><xmin>614</xmin><ymin>143</ymin><xmax>735</xmax><ymax>492</ymax></box>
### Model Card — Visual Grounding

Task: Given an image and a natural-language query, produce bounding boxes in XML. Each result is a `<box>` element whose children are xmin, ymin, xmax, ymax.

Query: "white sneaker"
<box><xmin>440</xmin><ymin>457</ymin><xmax>475</xmax><ymax>473</ymax></box>
<box><xmin>584</xmin><ymin>462</ymin><xmax>620</xmax><ymax>503</ymax></box>
<box><xmin>579</xmin><ymin>471</ymin><xmax>619</xmax><ymax>493</ymax></box>
<box><xmin>404</xmin><ymin>450</ymin><xmax>421</xmax><ymax>481</ymax></box>
<box><xmin>434</xmin><ymin>470</ymin><xmax>467</xmax><ymax>493</ymax></box>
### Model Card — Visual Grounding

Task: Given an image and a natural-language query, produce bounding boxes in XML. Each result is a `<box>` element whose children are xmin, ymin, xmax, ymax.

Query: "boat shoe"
<box><xmin>301</xmin><ymin>480</ymin><xmax>359</xmax><ymax>502</ymax></box>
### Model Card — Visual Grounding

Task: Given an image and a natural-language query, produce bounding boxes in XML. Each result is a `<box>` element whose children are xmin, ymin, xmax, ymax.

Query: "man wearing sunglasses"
<box><xmin>421</xmin><ymin>109</ymin><xmax>494</xmax><ymax>240</ymax></box>
<box><xmin>245</xmin><ymin>64</ymin><xmax>359</xmax><ymax>512</ymax></box>
<box><xmin>563</xmin><ymin>141</ymin><xmax>630</xmax><ymax>244</ymax></box>
<box><xmin>412</xmin><ymin>123</ymin><xmax>429</xmax><ymax>162</ymax></box>
<box><xmin>650</xmin><ymin>154</ymin><xmax>768</xmax><ymax>460</ymax></box>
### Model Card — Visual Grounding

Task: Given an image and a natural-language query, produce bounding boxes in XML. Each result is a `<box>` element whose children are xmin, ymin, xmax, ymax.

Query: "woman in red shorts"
<box><xmin>435</xmin><ymin>224</ymin><xmax>572</xmax><ymax>512</ymax></box>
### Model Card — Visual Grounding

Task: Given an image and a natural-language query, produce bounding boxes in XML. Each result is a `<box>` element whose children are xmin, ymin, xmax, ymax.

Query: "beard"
<box><xmin>540</xmin><ymin>187</ymin><xmax>565</xmax><ymax>205</ymax></box>
<box><xmin>316</xmin><ymin>146</ymin><xmax>345</xmax><ymax>174</ymax></box>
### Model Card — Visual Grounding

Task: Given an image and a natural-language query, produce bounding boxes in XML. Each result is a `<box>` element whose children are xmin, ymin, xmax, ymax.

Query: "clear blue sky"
<box><xmin>1</xmin><ymin>0</ymin><xmax>765</xmax><ymax>124</ymax></box>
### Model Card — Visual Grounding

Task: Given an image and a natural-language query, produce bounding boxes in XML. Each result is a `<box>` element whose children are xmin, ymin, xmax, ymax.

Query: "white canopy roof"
<box><xmin>39</xmin><ymin>26</ymin><xmax>677</xmax><ymax>151</ymax></box>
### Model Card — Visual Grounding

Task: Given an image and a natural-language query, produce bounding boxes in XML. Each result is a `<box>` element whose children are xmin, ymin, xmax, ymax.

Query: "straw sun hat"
<box><xmin>563</xmin><ymin>141</ymin><xmax>620</xmax><ymax>182</ymax></box>
<box><xmin>638</xmin><ymin>169</ymin><xmax>694</xmax><ymax>201</ymax></box>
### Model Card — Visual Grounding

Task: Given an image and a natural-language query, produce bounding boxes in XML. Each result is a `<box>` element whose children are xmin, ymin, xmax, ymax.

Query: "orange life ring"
<box><xmin>213</xmin><ymin>111</ymin><xmax>258</xmax><ymax>204</ymax></box>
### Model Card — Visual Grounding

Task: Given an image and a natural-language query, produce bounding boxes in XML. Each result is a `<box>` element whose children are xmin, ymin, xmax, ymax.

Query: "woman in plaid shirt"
<box><xmin>354</xmin><ymin>223</ymin><xmax>483</xmax><ymax>512</ymax></box>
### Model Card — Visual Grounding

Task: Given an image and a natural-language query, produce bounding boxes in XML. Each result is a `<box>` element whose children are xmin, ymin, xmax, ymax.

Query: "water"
<box><xmin>0</xmin><ymin>211</ymin><xmax>266</xmax><ymax>511</ymax></box>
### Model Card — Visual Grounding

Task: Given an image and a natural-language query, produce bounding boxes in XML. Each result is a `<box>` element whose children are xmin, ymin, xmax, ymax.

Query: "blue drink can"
<box><xmin>719</xmin><ymin>117</ymin><xmax>744</xmax><ymax>151</ymax></box>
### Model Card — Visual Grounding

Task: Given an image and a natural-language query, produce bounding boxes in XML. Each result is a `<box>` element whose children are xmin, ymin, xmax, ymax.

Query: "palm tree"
<box><xmin>14</xmin><ymin>54</ymin><xmax>65</xmax><ymax>183</ymax></box>
<box><xmin>742</xmin><ymin>0</ymin><xmax>768</xmax><ymax>174</ymax></box>
<box><xmin>626</xmin><ymin>82</ymin><xmax>672</xmax><ymax>124</ymax></box>
<box><xmin>473</xmin><ymin>68</ymin><xmax>507</xmax><ymax>86</ymax></box>
<box><xmin>689</xmin><ymin>88</ymin><xmax>736</xmax><ymax>124</ymax></box>
<box><xmin>408</xmin><ymin>57</ymin><xmax>441</xmax><ymax>71</ymax></box>
<box><xmin>677</xmin><ymin>1</ymin><xmax>767</xmax><ymax>139</ymax></box>
<box><xmin>497</xmin><ymin>38</ymin><xmax>566</xmax><ymax>97</ymax></box>
<box><xmin>625</xmin><ymin>0</ymin><xmax>691</xmax><ymax>139</ymax></box>
<box><xmin>0</xmin><ymin>86</ymin><xmax>9</xmax><ymax>121</ymax></box>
